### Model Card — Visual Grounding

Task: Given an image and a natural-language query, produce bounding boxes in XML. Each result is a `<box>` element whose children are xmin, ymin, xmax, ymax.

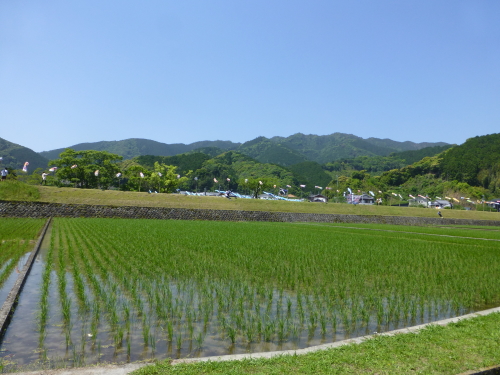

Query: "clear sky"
<box><xmin>1</xmin><ymin>1</ymin><xmax>499</xmax><ymax>152</ymax></box>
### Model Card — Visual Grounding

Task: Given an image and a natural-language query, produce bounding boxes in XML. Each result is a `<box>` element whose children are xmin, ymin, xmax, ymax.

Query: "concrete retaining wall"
<box><xmin>1</xmin><ymin>200</ymin><xmax>499</xmax><ymax>227</ymax></box>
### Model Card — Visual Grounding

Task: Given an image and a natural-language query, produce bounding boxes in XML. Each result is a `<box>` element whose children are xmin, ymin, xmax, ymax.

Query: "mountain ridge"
<box><xmin>38</xmin><ymin>133</ymin><xmax>448</xmax><ymax>165</ymax></box>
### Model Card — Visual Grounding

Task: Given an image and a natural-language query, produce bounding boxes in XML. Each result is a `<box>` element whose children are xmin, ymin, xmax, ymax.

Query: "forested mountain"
<box><xmin>287</xmin><ymin>161</ymin><xmax>332</xmax><ymax>187</ymax></box>
<box><xmin>237</xmin><ymin>137</ymin><xmax>309</xmax><ymax>166</ymax></box>
<box><xmin>269</xmin><ymin>133</ymin><xmax>448</xmax><ymax>164</ymax></box>
<box><xmin>324</xmin><ymin>144</ymin><xmax>454</xmax><ymax>174</ymax></box>
<box><xmin>440</xmin><ymin>133</ymin><xmax>500</xmax><ymax>191</ymax></box>
<box><xmin>368</xmin><ymin>133</ymin><xmax>500</xmax><ymax>198</ymax></box>
<box><xmin>39</xmin><ymin>138</ymin><xmax>241</xmax><ymax>161</ymax></box>
<box><xmin>0</xmin><ymin>137</ymin><xmax>49</xmax><ymax>172</ymax></box>
<box><xmin>39</xmin><ymin>133</ymin><xmax>448</xmax><ymax>165</ymax></box>
<box><xmin>364</xmin><ymin>137</ymin><xmax>449</xmax><ymax>152</ymax></box>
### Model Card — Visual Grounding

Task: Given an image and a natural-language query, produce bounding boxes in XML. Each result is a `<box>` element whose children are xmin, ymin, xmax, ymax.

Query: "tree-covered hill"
<box><xmin>364</xmin><ymin>137</ymin><xmax>449</xmax><ymax>152</ymax></box>
<box><xmin>237</xmin><ymin>137</ymin><xmax>309</xmax><ymax>166</ymax></box>
<box><xmin>39</xmin><ymin>133</ymin><xmax>449</xmax><ymax>165</ymax></box>
<box><xmin>0</xmin><ymin>137</ymin><xmax>49</xmax><ymax>172</ymax></box>
<box><xmin>269</xmin><ymin>133</ymin><xmax>448</xmax><ymax>164</ymax></box>
<box><xmin>324</xmin><ymin>144</ymin><xmax>454</xmax><ymax>175</ymax></box>
<box><xmin>440</xmin><ymin>133</ymin><xmax>500</xmax><ymax>192</ymax></box>
<box><xmin>39</xmin><ymin>138</ymin><xmax>240</xmax><ymax>161</ymax></box>
<box><xmin>288</xmin><ymin>161</ymin><xmax>332</xmax><ymax>188</ymax></box>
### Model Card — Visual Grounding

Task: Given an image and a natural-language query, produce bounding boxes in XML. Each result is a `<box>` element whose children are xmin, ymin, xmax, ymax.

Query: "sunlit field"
<box><xmin>1</xmin><ymin>218</ymin><xmax>499</xmax><ymax>371</ymax></box>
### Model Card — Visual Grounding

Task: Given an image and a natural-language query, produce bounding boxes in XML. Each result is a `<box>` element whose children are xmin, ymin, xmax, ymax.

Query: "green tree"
<box><xmin>148</xmin><ymin>162</ymin><xmax>189</xmax><ymax>193</ymax></box>
<box><xmin>242</xmin><ymin>177</ymin><xmax>279</xmax><ymax>198</ymax></box>
<box><xmin>49</xmin><ymin>149</ymin><xmax>122</xmax><ymax>189</ymax></box>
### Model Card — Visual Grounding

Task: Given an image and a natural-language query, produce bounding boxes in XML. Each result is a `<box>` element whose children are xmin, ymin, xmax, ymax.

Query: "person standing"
<box><xmin>0</xmin><ymin>167</ymin><xmax>7</xmax><ymax>181</ymax></box>
<box><xmin>41</xmin><ymin>172</ymin><xmax>48</xmax><ymax>185</ymax></box>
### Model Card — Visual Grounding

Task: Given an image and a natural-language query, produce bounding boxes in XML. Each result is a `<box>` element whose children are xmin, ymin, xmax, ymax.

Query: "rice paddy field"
<box><xmin>0</xmin><ymin>218</ymin><xmax>45</xmax><ymax>307</ymax></box>
<box><xmin>0</xmin><ymin>217</ymin><xmax>500</xmax><ymax>372</ymax></box>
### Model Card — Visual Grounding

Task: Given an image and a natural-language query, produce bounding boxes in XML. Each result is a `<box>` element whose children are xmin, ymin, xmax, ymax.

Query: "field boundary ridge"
<box><xmin>1</xmin><ymin>200</ymin><xmax>500</xmax><ymax>226</ymax></box>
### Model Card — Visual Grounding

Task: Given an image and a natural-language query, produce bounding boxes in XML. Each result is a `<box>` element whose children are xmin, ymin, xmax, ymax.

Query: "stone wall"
<box><xmin>1</xmin><ymin>200</ymin><xmax>499</xmax><ymax>227</ymax></box>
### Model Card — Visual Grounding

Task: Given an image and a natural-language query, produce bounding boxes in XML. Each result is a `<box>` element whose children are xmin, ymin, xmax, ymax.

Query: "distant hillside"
<box><xmin>364</xmin><ymin>137</ymin><xmax>448</xmax><ymax>152</ymax></box>
<box><xmin>39</xmin><ymin>138</ymin><xmax>240</xmax><ymax>161</ymax></box>
<box><xmin>39</xmin><ymin>133</ymin><xmax>449</xmax><ymax>166</ymax></box>
<box><xmin>440</xmin><ymin>133</ymin><xmax>500</xmax><ymax>189</ymax></box>
<box><xmin>390</xmin><ymin>144</ymin><xmax>454</xmax><ymax>165</ymax></box>
<box><xmin>0</xmin><ymin>137</ymin><xmax>49</xmax><ymax>172</ymax></box>
<box><xmin>238</xmin><ymin>137</ymin><xmax>309</xmax><ymax>166</ymax></box>
<box><xmin>270</xmin><ymin>133</ymin><xmax>449</xmax><ymax>164</ymax></box>
<box><xmin>288</xmin><ymin>161</ymin><xmax>332</xmax><ymax>187</ymax></box>
<box><xmin>324</xmin><ymin>144</ymin><xmax>455</xmax><ymax>174</ymax></box>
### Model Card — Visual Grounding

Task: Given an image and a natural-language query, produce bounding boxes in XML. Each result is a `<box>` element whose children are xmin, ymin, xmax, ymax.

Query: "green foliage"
<box><xmin>440</xmin><ymin>133</ymin><xmax>500</xmax><ymax>186</ymax></box>
<box><xmin>269</xmin><ymin>133</ymin><xmax>448</xmax><ymax>164</ymax></box>
<box><xmin>0</xmin><ymin>180</ymin><xmax>40</xmax><ymax>201</ymax></box>
<box><xmin>149</xmin><ymin>162</ymin><xmax>189</xmax><ymax>193</ymax></box>
<box><xmin>238</xmin><ymin>138</ymin><xmax>308</xmax><ymax>166</ymax></box>
<box><xmin>135</xmin><ymin>153</ymin><xmax>210</xmax><ymax>175</ymax></box>
<box><xmin>288</xmin><ymin>161</ymin><xmax>331</xmax><ymax>187</ymax></box>
<box><xmin>49</xmin><ymin>149</ymin><xmax>123</xmax><ymax>189</ymax></box>
<box><xmin>324</xmin><ymin>145</ymin><xmax>453</xmax><ymax>175</ymax></box>
<box><xmin>391</xmin><ymin>144</ymin><xmax>454</xmax><ymax>165</ymax></box>
<box><xmin>122</xmin><ymin>163</ymin><xmax>150</xmax><ymax>192</ymax></box>
<box><xmin>182</xmin><ymin>151</ymin><xmax>302</xmax><ymax>193</ymax></box>
<box><xmin>241</xmin><ymin>177</ymin><xmax>279</xmax><ymax>198</ymax></box>
<box><xmin>39</xmin><ymin>138</ymin><xmax>240</xmax><ymax>161</ymax></box>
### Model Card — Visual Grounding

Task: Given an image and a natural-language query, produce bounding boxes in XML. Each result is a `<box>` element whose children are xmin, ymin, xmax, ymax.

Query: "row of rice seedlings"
<box><xmin>0</xmin><ymin>218</ymin><xmax>46</xmax><ymax>243</ymax></box>
<box><xmin>37</xmin><ymin>221</ymin><xmax>55</xmax><ymax>351</ymax></box>
<box><xmin>0</xmin><ymin>219</ymin><xmax>46</xmax><ymax>291</ymax></box>
<box><xmin>0</xmin><ymin>241</ymin><xmax>29</xmax><ymax>288</ymax></box>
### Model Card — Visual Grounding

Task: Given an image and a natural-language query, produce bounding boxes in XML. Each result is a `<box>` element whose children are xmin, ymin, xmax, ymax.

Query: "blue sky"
<box><xmin>1</xmin><ymin>1</ymin><xmax>499</xmax><ymax>152</ymax></box>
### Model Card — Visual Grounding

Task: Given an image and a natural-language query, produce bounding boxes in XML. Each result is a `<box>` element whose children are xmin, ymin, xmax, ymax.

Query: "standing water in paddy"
<box><xmin>1</xmin><ymin>218</ymin><xmax>500</xmax><ymax>371</ymax></box>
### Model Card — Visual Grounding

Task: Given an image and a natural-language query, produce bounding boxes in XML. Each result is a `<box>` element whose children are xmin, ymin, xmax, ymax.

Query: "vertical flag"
<box><xmin>139</xmin><ymin>172</ymin><xmax>144</xmax><ymax>178</ymax></box>
<box><xmin>94</xmin><ymin>170</ymin><xmax>99</xmax><ymax>176</ymax></box>
<box><xmin>22</xmin><ymin>162</ymin><xmax>29</xmax><ymax>172</ymax></box>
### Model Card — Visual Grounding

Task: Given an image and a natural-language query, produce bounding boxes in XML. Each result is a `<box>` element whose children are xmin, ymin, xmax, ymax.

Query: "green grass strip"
<box><xmin>133</xmin><ymin>312</ymin><xmax>500</xmax><ymax>375</ymax></box>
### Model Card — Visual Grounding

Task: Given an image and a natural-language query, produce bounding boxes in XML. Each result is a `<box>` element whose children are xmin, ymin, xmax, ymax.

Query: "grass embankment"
<box><xmin>0</xmin><ymin>180</ymin><xmax>40</xmax><ymax>201</ymax></box>
<box><xmin>134</xmin><ymin>312</ymin><xmax>500</xmax><ymax>375</ymax></box>
<box><xmin>35</xmin><ymin>186</ymin><xmax>500</xmax><ymax>221</ymax></box>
